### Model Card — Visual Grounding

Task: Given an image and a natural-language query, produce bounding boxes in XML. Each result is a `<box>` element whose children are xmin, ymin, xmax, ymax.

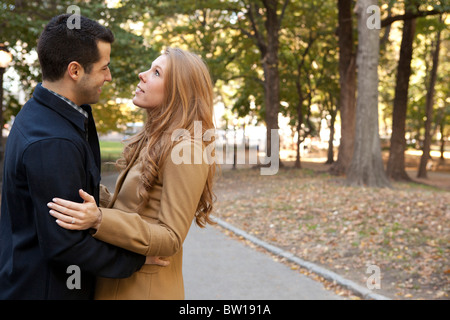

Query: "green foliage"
<box><xmin>279</xmin><ymin>0</ymin><xmax>339</xmax><ymax>138</ymax></box>
<box><xmin>0</xmin><ymin>0</ymin><xmax>154</xmax><ymax>132</ymax></box>
<box><xmin>1</xmin><ymin>0</ymin><xmax>449</xmax><ymax>143</ymax></box>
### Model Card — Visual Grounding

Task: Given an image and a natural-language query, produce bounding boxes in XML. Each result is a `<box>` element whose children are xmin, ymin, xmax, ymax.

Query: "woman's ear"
<box><xmin>67</xmin><ymin>61</ymin><xmax>83</xmax><ymax>80</ymax></box>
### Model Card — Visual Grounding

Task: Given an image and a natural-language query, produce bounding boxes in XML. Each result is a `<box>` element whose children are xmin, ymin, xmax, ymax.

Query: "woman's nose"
<box><xmin>139</xmin><ymin>71</ymin><xmax>147</xmax><ymax>82</ymax></box>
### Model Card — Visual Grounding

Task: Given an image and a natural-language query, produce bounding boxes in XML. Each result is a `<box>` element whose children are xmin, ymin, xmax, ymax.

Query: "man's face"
<box><xmin>77</xmin><ymin>41</ymin><xmax>112</xmax><ymax>105</ymax></box>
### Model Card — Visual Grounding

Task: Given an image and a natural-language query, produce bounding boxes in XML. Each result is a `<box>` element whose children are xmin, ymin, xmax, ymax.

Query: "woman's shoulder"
<box><xmin>168</xmin><ymin>138</ymin><xmax>212</xmax><ymax>166</ymax></box>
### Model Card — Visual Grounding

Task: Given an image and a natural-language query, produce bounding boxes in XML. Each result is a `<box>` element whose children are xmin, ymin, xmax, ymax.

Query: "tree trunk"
<box><xmin>346</xmin><ymin>0</ymin><xmax>391</xmax><ymax>188</ymax></box>
<box><xmin>326</xmin><ymin>93</ymin><xmax>337</xmax><ymax>164</ymax></box>
<box><xmin>329</xmin><ymin>0</ymin><xmax>356</xmax><ymax>176</ymax></box>
<box><xmin>261</xmin><ymin>0</ymin><xmax>281</xmax><ymax>166</ymax></box>
<box><xmin>242</xmin><ymin>1</ymin><xmax>289</xmax><ymax>172</ymax></box>
<box><xmin>295</xmin><ymin>100</ymin><xmax>303</xmax><ymax>168</ymax></box>
<box><xmin>417</xmin><ymin>18</ymin><xmax>442</xmax><ymax>178</ymax></box>
<box><xmin>386</xmin><ymin>15</ymin><xmax>416</xmax><ymax>181</ymax></box>
<box><xmin>326</xmin><ymin>109</ymin><xmax>336</xmax><ymax>164</ymax></box>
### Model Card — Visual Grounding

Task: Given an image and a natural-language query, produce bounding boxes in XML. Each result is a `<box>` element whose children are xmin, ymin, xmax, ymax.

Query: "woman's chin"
<box><xmin>132</xmin><ymin>98</ymin><xmax>157</xmax><ymax>109</ymax></box>
<box><xmin>132</xmin><ymin>97</ymin><xmax>144</xmax><ymax>108</ymax></box>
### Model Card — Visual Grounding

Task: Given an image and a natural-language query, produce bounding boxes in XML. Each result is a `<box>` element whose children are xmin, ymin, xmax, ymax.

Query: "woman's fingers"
<box><xmin>79</xmin><ymin>189</ymin><xmax>96</xmax><ymax>203</ymax></box>
<box><xmin>145</xmin><ymin>256</ymin><xmax>170</xmax><ymax>267</ymax></box>
<box><xmin>47</xmin><ymin>201</ymin><xmax>81</xmax><ymax>219</ymax></box>
<box><xmin>48</xmin><ymin>209</ymin><xmax>83</xmax><ymax>230</ymax></box>
<box><xmin>55</xmin><ymin>217</ymin><xmax>83</xmax><ymax>230</ymax></box>
<box><xmin>48</xmin><ymin>192</ymin><xmax>100</xmax><ymax>231</ymax></box>
<box><xmin>48</xmin><ymin>208</ymin><xmax>72</xmax><ymax>223</ymax></box>
<box><xmin>50</xmin><ymin>197</ymin><xmax>83</xmax><ymax>211</ymax></box>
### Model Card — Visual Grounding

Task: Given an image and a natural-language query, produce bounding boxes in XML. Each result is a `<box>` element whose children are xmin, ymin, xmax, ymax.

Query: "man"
<box><xmin>0</xmin><ymin>14</ymin><xmax>145</xmax><ymax>299</ymax></box>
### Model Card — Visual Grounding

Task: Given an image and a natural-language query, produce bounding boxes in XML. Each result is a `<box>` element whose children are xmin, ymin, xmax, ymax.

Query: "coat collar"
<box><xmin>32</xmin><ymin>83</ymin><xmax>91</xmax><ymax>132</ymax></box>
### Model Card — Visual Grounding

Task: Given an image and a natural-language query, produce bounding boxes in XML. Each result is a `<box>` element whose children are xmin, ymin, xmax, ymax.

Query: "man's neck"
<box><xmin>42</xmin><ymin>80</ymin><xmax>80</xmax><ymax>106</ymax></box>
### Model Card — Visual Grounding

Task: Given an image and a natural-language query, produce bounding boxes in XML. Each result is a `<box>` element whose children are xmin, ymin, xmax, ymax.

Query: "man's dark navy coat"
<box><xmin>0</xmin><ymin>84</ymin><xmax>145</xmax><ymax>299</ymax></box>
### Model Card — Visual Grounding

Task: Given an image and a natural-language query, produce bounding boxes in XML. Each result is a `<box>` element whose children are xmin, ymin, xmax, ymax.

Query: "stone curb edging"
<box><xmin>212</xmin><ymin>215</ymin><xmax>391</xmax><ymax>300</ymax></box>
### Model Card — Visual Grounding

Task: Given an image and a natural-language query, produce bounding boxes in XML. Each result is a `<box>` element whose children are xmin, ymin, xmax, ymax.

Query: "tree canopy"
<box><xmin>1</xmin><ymin>0</ymin><xmax>449</xmax><ymax>182</ymax></box>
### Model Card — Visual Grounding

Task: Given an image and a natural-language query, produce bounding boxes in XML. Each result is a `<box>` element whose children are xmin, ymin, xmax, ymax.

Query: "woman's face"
<box><xmin>133</xmin><ymin>55</ymin><xmax>167</xmax><ymax>109</ymax></box>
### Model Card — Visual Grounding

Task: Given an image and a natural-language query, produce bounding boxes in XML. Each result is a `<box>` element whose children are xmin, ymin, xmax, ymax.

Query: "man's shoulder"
<box><xmin>8</xmin><ymin>104</ymin><xmax>85</xmax><ymax>159</ymax></box>
<box><xmin>14</xmin><ymin>98</ymin><xmax>80</xmax><ymax>137</ymax></box>
<box><xmin>18</xmin><ymin>96</ymin><xmax>59</xmax><ymax>120</ymax></box>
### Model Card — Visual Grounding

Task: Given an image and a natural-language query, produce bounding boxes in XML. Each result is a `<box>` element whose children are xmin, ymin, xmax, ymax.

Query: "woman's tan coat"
<box><xmin>92</xmin><ymin>141</ymin><xmax>209</xmax><ymax>300</ymax></box>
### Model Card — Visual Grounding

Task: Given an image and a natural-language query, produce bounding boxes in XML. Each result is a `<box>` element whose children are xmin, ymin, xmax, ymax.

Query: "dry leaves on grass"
<box><xmin>213</xmin><ymin>167</ymin><xmax>450</xmax><ymax>300</ymax></box>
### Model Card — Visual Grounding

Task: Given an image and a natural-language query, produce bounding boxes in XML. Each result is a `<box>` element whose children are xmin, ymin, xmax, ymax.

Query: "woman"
<box><xmin>47</xmin><ymin>47</ymin><xmax>216</xmax><ymax>299</ymax></box>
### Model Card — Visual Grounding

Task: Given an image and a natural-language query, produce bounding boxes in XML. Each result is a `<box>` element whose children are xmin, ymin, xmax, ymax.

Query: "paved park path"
<box><xmin>182</xmin><ymin>222</ymin><xmax>342</xmax><ymax>300</ymax></box>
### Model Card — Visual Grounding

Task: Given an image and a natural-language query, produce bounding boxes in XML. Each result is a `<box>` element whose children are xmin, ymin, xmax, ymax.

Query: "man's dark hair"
<box><xmin>37</xmin><ymin>14</ymin><xmax>114</xmax><ymax>81</ymax></box>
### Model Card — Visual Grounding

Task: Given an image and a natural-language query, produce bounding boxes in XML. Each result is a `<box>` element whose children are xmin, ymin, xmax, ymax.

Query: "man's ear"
<box><xmin>67</xmin><ymin>61</ymin><xmax>83</xmax><ymax>80</ymax></box>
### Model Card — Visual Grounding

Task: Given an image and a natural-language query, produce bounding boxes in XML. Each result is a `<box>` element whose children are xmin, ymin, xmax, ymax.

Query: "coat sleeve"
<box><xmin>99</xmin><ymin>184</ymin><xmax>112</xmax><ymax>208</ymax></box>
<box><xmin>93</xmin><ymin>141</ymin><xmax>210</xmax><ymax>256</ymax></box>
<box><xmin>23</xmin><ymin>139</ymin><xmax>145</xmax><ymax>278</ymax></box>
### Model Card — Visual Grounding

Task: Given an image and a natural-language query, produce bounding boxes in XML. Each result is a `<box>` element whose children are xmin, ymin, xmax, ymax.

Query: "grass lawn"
<box><xmin>99</xmin><ymin>141</ymin><xmax>123</xmax><ymax>172</ymax></box>
<box><xmin>100</xmin><ymin>140</ymin><xmax>123</xmax><ymax>161</ymax></box>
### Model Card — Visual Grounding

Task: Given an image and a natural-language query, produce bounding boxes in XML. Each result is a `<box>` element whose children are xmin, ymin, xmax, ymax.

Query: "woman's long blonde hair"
<box><xmin>117</xmin><ymin>47</ymin><xmax>216</xmax><ymax>227</ymax></box>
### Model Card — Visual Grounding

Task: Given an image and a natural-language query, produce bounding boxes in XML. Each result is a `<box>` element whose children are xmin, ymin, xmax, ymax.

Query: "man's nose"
<box><xmin>105</xmin><ymin>69</ymin><xmax>112</xmax><ymax>82</ymax></box>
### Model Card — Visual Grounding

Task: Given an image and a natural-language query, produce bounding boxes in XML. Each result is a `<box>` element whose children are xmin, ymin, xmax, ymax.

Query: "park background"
<box><xmin>0</xmin><ymin>0</ymin><xmax>449</xmax><ymax>299</ymax></box>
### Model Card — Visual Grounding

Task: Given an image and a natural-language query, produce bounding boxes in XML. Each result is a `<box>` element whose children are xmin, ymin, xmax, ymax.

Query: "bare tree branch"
<box><xmin>246</xmin><ymin>2</ymin><xmax>267</xmax><ymax>54</ymax></box>
<box><xmin>279</xmin><ymin>0</ymin><xmax>290</xmax><ymax>29</ymax></box>
<box><xmin>381</xmin><ymin>9</ymin><xmax>445</xmax><ymax>27</ymax></box>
